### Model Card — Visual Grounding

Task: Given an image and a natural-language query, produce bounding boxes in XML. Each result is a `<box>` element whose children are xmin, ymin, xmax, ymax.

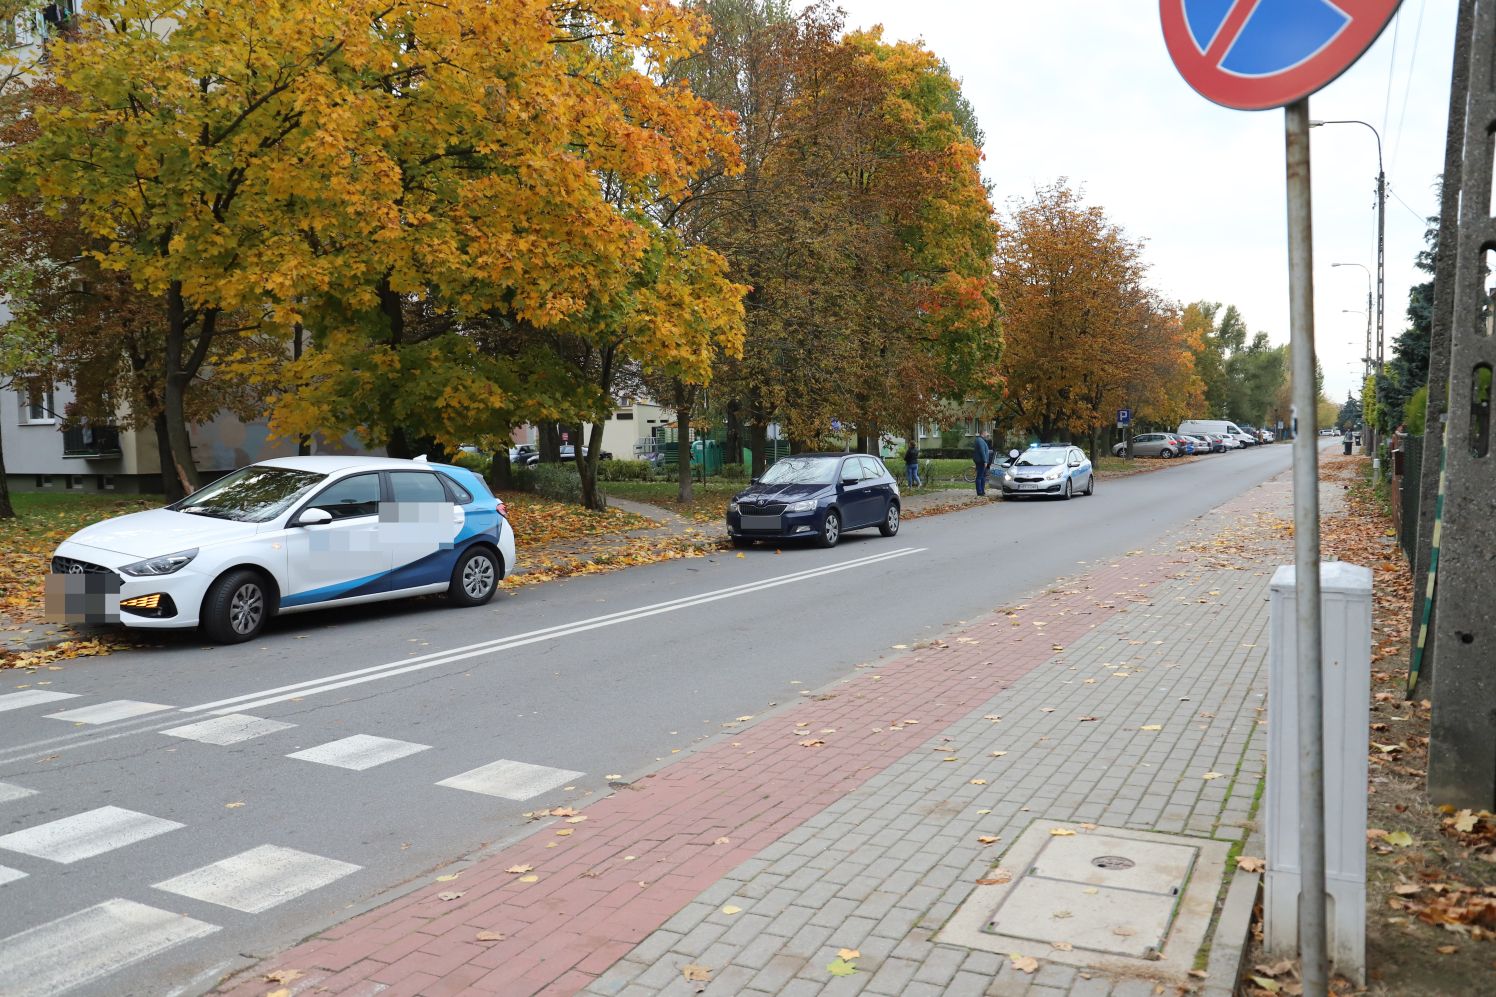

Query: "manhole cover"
<box><xmin>1092</xmin><ymin>855</ymin><xmax>1135</xmax><ymax>870</ymax></box>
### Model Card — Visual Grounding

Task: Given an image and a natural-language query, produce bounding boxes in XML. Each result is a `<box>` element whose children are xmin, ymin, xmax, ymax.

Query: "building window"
<box><xmin>20</xmin><ymin>387</ymin><xmax>56</xmax><ymax>424</ymax></box>
<box><xmin>34</xmin><ymin>475</ymin><xmax>53</xmax><ymax>488</ymax></box>
<box><xmin>66</xmin><ymin>475</ymin><xmax>84</xmax><ymax>490</ymax></box>
<box><xmin>98</xmin><ymin>475</ymin><xmax>116</xmax><ymax>491</ymax></box>
<box><xmin>614</xmin><ymin>411</ymin><xmax>634</xmax><ymax>420</ymax></box>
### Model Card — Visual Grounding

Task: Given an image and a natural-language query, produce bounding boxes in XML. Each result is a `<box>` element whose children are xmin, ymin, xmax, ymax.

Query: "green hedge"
<box><xmin>531</xmin><ymin>464</ymin><xmax>582</xmax><ymax>504</ymax></box>
<box><xmin>595</xmin><ymin>459</ymin><xmax>656</xmax><ymax>481</ymax></box>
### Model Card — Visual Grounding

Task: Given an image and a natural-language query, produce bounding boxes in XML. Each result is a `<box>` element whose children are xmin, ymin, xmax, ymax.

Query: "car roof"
<box><xmin>253</xmin><ymin>456</ymin><xmax>454</xmax><ymax>474</ymax></box>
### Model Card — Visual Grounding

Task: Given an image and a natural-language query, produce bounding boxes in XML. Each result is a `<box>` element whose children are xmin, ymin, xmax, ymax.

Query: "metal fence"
<box><xmin>1399</xmin><ymin>435</ymin><xmax>1423</xmax><ymax>563</ymax></box>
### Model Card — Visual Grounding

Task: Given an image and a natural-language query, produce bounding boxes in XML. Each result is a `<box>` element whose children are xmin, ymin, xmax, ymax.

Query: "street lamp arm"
<box><xmin>1309</xmin><ymin>118</ymin><xmax>1383</xmax><ymax>171</ymax></box>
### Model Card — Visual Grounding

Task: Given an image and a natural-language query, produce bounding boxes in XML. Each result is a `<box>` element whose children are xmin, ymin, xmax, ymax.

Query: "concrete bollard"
<box><xmin>1265</xmin><ymin>562</ymin><xmax>1372</xmax><ymax>984</ymax></box>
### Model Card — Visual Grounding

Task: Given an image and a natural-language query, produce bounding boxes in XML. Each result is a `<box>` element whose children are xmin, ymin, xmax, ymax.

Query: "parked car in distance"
<box><xmin>1002</xmin><ymin>444</ymin><xmax>1094</xmax><ymax>500</ymax></box>
<box><xmin>47</xmin><ymin>457</ymin><xmax>516</xmax><ymax>644</ymax></box>
<box><xmin>1112</xmin><ymin>433</ymin><xmax>1179</xmax><ymax>458</ymax></box>
<box><xmin>1178</xmin><ymin>419</ymin><xmax>1254</xmax><ymax>448</ymax></box>
<box><xmin>727</xmin><ymin>453</ymin><xmax>899</xmax><ymax>549</ymax></box>
<box><xmin>1178</xmin><ymin>434</ymin><xmax>1213</xmax><ymax>455</ymax></box>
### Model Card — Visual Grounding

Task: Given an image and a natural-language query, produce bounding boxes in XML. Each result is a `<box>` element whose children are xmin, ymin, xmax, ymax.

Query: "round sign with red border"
<box><xmin>1161</xmin><ymin>0</ymin><xmax>1403</xmax><ymax>111</ymax></box>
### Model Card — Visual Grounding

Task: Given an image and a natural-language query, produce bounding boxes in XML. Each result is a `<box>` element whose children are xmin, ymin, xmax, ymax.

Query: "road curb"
<box><xmin>1203</xmin><ymin>829</ymin><xmax>1266</xmax><ymax>997</ymax></box>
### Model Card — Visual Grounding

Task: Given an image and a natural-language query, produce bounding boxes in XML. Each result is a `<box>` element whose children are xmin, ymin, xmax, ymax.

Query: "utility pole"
<box><xmin>1427</xmin><ymin>0</ymin><xmax>1496</xmax><ymax>811</ymax></box>
<box><xmin>1411</xmin><ymin>0</ymin><xmax>1476</xmax><ymax>692</ymax></box>
<box><xmin>1311</xmin><ymin>119</ymin><xmax>1386</xmax><ymax>467</ymax></box>
<box><xmin>1334</xmin><ymin>265</ymin><xmax>1373</xmax><ymax>383</ymax></box>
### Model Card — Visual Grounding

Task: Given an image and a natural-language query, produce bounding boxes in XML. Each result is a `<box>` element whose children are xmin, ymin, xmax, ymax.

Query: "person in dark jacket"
<box><xmin>903</xmin><ymin>440</ymin><xmax>921</xmax><ymax>488</ymax></box>
<box><xmin>972</xmin><ymin>432</ymin><xmax>991</xmax><ymax>496</ymax></box>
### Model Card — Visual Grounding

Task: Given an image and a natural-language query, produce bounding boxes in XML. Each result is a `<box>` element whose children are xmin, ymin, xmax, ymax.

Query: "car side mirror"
<box><xmin>296</xmin><ymin>508</ymin><xmax>333</xmax><ymax>527</ymax></box>
<box><xmin>1069</xmin><ymin>460</ymin><xmax>1080</xmax><ymax>467</ymax></box>
<box><xmin>841</xmin><ymin>476</ymin><xmax>859</xmax><ymax>486</ymax></box>
<box><xmin>750</xmin><ymin>476</ymin><xmax>760</xmax><ymax>484</ymax></box>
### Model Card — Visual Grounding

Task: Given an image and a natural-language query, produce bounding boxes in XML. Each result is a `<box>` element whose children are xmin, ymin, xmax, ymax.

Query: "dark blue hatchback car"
<box><xmin>727</xmin><ymin>453</ymin><xmax>900</xmax><ymax>548</ymax></box>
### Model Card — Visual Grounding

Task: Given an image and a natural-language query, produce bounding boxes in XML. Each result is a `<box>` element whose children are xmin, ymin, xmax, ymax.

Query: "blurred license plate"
<box><xmin>740</xmin><ymin>514</ymin><xmax>781</xmax><ymax>531</ymax></box>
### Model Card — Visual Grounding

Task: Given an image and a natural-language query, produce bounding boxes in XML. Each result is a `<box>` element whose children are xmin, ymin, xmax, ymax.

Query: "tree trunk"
<box><xmin>387</xmin><ymin>426</ymin><xmax>414</xmax><ymax>460</ymax></box>
<box><xmin>724</xmin><ymin>399</ymin><xmax>742</xmax><ymax>466</ymax></box>
<box><xmin>0</xmin><ymin>419</ymin><xmax>13</xmax><ymax>519</ymax></box>
<box><xmin>162</xmin><ymin>283</ymin><xmax>204</xmax><ymax>494</ymax></box>
<box><xmin>487</xmin><ymin>446</ymin><xmax>512</xmax><ymax>491</ymax></box>
<box><xmin>749</xmin><ymin>421</ymin><xmax>767</xmax><ymax>478</ymax></box>
<box><xmin>154</xmin><ymin>412</ymin><xmax>184</xmax><ymax>502</ymax></box>
<box><xmin>674</xmin><ymin>379</ymin><xmax>697</xmax><ymax>504</ymax></box>
<box><xmin>293</xmin><ymin>322</ymin><xmax>310</xmax><ymax>456</ymax></box>
<box><xmin>578</xmin><ymin>421</ymin><xmax>607</xmax><ymax>511</ymax></box>
<box><xmin>539</xmin><ymin>422</ymin><xmax>561</xmax><ymax>463</ymax></box>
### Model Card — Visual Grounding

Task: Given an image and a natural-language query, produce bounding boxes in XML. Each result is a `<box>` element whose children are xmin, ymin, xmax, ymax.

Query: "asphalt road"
<box><xmin>0</xmin><ymin>442</ymin><xmax>1318</xmax><ymax>996</ymax></box>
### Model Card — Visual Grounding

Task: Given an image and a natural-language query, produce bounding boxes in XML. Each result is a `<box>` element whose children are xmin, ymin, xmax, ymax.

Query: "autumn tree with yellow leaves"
<box><xmin>994</xmin><ymin>182</ymin><xmax>1201</xmax><ymax>455</ymax></box>
<box><xmin>1</xmin><ymin>1</ymin><xmax>746</xmax><ymax>506</ymax></box>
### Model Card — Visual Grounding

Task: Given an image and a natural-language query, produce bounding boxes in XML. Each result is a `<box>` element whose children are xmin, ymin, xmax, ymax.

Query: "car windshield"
<box><xmin>1015</xmin><ymin>450</ymin><xmax>1065</xmax><ymax>467</ymax></box>
<box><xmin>169</xmin><ymin>466</ymin><xmax>326</xmax><ymax>523</ymax></box>
<box><xmin>759</xmin><ymin>456</ymin><xmax>839</xmax><ymax>486</ymax></box>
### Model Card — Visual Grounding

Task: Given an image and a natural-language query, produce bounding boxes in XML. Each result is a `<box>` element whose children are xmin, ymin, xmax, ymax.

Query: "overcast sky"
<box><xmin>832</xmin><ymin>0</ymin><xmax>1455</xmax><ymax>407</ymax></box>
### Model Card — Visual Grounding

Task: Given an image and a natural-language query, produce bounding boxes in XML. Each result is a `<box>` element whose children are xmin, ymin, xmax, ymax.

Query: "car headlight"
<box><xmin>786</xmin><ymin>499</ymin><xmax>818</xmax><ymax>513</ymax></box>
<box><xmin>1044</xmin><ymin>467</ymin><xmax>1063</xmax><ymax>479</ymax></box>
<box><xmin>728</xmin><ymin>501</ymin><xmax>740</xmax><ymax>513</ymax></box>
<box><xmin>120</xmin><ymin>549</ymin><xmax>198</xmax><ymax>576</ymax></box>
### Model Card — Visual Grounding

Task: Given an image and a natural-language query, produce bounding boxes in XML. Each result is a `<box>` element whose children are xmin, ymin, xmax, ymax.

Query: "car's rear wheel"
<box><xmin>1161</xmin><ymin>449</ymin><xmax>1175</xmax><ymax>459</ymax></box>
<box><xmin>449</xmin><ymin>545</ymin><xmax>499</xmax><ymax>607</ymax></box>
<box><xmin>202</xmin><ymin>569</ymin><xmax>269</xmax><ymax>644</ymax></box>
<box><xmin>1085</xmin><ymin>473</ymin><xmax>1095</xmax><ymax>496</ymax></box>
<box><xmin>879</xmin><ymin>502</ymin><xmax>900</xmax><ymax>537</ymax></box>
<box><xmin>818</xmin><ymin>510</ymin><xmax>841</xmax><ymax>548</ymax></box>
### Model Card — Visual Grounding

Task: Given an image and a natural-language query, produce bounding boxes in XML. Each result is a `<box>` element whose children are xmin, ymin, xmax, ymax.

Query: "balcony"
<box><xmin>62</xmin><ymin>424</ymin><xmax>122</xmax><ymax>459</ymax></box>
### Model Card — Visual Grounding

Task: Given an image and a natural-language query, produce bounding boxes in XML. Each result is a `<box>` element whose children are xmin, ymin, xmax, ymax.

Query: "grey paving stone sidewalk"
<box><xmin>586</xmin><ymin>473</ymin><xmax>1298</xmax><ymax>997</ymax></box>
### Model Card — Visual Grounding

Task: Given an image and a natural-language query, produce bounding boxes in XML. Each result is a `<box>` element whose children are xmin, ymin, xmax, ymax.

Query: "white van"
<box><xmin>1178</xmin><ymin>419</ymin><xmax>1254</xmax><ymax>447</ymax></box>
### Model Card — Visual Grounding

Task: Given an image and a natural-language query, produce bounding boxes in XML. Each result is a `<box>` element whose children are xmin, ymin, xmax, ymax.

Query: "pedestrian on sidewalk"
<box><xmin>903</xmin><ymin>439</ymin><xmax>921</xmax><ymax>488</ymax></box>
<box><xmin>972</xmin><ymin>431</ymin><xmax>991</xmax><ymax>496</ymax></box>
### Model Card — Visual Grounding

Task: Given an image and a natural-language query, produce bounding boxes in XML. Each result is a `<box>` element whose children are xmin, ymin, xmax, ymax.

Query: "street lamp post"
<box><xmin>1313</xmin><ymin>120</ymin><xmax>1385</xmax><ymax>467</ymax></box>
<box><xmin>1334</xmin><ymin>263</ymin><xmax>1373</xmax><ymax>384</ymax></box>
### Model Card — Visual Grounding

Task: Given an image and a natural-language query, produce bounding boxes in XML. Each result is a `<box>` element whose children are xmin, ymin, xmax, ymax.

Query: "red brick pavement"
<box><xmin>220</xmin><ymin>553</ymin><xmax>1184</xmax><ymax>997</ymax></box>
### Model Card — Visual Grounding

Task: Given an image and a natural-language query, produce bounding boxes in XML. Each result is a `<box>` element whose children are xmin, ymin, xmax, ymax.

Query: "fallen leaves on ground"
<box><xmin>681</xmin><ymin>963</ymin><xmax>712</xmax><ymax>982</ymax></box>
<box><xmin>1237</xmin><ymin>856</ymin><xmax>1266</xmax><ymax>873</ymax></box>
<box><xmin>1010</xmin><ymin>954</ymin><xmax>1039</xmax><ymax>973</ymax></box>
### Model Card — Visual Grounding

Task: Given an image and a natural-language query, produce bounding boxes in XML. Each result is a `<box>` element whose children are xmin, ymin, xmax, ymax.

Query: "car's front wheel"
<box><xmin>1062</xmin><ymin>479</ymin><xmax>1073</xmax><ymax>501</ymax></box>
<box><xmin>731</xmin><ymin>535</ymin><xmax>752</xmax><ymax>549</ymax></box>
<box><xmin>879</xmin><ymin>502</ymin><xmax>900</xmax><ymax>537</ymax></box>
<box><xmin>202</xmin><ymin>568</ymin><xmax>270</xmax><ymax>644</ymax></box>
<box><xmin>449</xmin><ymin>545</ymin><xmax>499</xmax><ymax>607</ymax></box>
<box><xmin>818</xmin><ymin>510</ymin><xmax>841</xmax><ymax>548</ymax></box>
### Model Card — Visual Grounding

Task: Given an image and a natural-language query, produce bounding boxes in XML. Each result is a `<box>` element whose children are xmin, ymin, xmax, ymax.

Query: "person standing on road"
<box><xmin>972</xmin><ymin>431</ymin><xmax>991</xmax><ymax>496</ymax></box>
<box><xmin>903</xmin><ymin>439</ymin><xmax>921</xmax><ymax>488</ymax></box>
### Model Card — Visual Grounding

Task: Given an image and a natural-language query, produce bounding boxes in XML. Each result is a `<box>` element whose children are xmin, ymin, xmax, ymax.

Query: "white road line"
<box><xmin>161</xmin><ymin>714</ymin><xmax>295</xmax><ymax>746</ymax></box>
<box><xmin>153</xmin><ymin>844</ymin><xmax>360</xmax><ymax>913</ymax></box>
<box><xmin>0</xmin><ymin>781</ymin><xmax>37</xmax><ymax>804</ymax></box>
<box><xmin>286</xmin><ymin>734</ymin><xmax>431</xmax><ymax>771</ymax></box>
<box><xmin>44</xmin><ymin>700</ymin><xmax>173</xmax><ymax>724</ymax></box>
<box><xmin>0</xmin><ymin>806</ymin><xmax>184</xmax><ymax>864</ymax></box>
<box><xmin>0</xmin><ymin>690</ymin><xmax>79</xmax><ymax>712</ymax></box>
<box><xmin>0</xmin><ymin>865</ymin><xmax>24</xmax><ymax>886</ymax></box>
<box><xmin>184</xmin><ymin>546</ymin><xmax>926</xmax><ymax>716</ymax></box>
<box><xmin>0</xmin><ymin>898</ymin><xmax>219</xmax><ymax>997</ymax></box>
<box><xmin>436</xmin><ymin>758</ymin><xmax>584</xmax><ymax>800</ymax></box>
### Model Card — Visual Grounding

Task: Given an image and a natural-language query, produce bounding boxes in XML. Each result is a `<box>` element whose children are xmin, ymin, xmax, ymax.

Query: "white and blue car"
<box><xmin>48</xmin><ymin>456</ymin><xmax>516</xmax><ymax>643</ymax></box>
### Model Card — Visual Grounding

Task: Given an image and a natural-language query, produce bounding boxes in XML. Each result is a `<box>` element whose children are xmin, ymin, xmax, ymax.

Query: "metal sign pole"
<box><xmin>1285</xmin><ymin>98</ymin><xmax>1329</xmax><ymax>997</ymax></box>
